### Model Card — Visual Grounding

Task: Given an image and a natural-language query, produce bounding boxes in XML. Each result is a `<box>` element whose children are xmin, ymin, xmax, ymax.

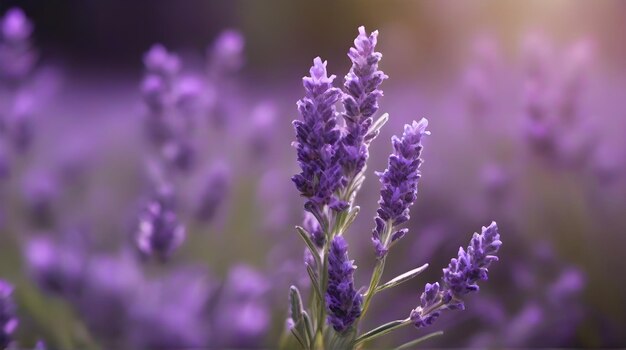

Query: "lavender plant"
<box><xmin>287</xmin><ymin>27</ymin><xmax>502</xmax><ymax>349</ymax></box>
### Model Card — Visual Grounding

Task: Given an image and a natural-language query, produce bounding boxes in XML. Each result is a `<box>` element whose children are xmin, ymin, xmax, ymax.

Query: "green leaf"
<box><xmin>375</xmin><ymin>263</ymin><xmax>429</xmax><ymax>293</ymax></box>
<box><xmin>302</xmin><ymin>311</ymin><xmax>315</xmax><ymax>347</ymax></box>
<box><xmin>295</xmin><ymin>226</ymin><xmax>321</xmax><ymax>267</ymax></box>
<box><xmin>289</xmin><ymin>285</ymin><xmax>304</xmax><ymax>322</ymax></box>
<box><xmin>289</xmin><ymin>286</ymin><xmax>312</xmax><ymax>349</ymax></box>
<box><xmin>290</xmin><ymin>328</ymin><xmax>307</xmax><ymax>349</ymax></box>
<box><xmin>353</xmin><ymin>319</ymin><xmax>410</xmax><ymax>346</ymax></box>
<box><xmin>394</xmin><ymin>331</ymin><xmax>444</xmax><ymax>349</ymax></box>
<box><xmin>306</xmin><ymin>265</ymin><xmax>323</xmax><ymax>303</ymax></box>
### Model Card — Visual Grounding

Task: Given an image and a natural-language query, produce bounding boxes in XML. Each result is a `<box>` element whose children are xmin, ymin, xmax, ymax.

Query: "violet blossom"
<box><xmin>325</xmin><ymin>236</ymin><xmax>362</xmax><ymax>333</ymax></box>
<box><xmin>292</xmin><ymin>57</ymin><xmax>347</xmax><ymax>215</ymax></box>
<box><xmin>410</xmin><ymin>222</ymin><xmax>502</xmax><ymax>328</ymax></box>
<box><xmin>340</xmin><ymin>26</ymin><xmax>387</xmax><ymax>178</ymax></box>
<box><xmin>372</xmin><ymin>118</ymin><xmax>429</xmax><ymax>258</ymax></box>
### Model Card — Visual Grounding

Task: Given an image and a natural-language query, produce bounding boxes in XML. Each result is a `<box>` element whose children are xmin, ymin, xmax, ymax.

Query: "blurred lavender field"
<box><xmin>0</xmin><ymin>1</ymin><xmax>625</xmax><ymax>349</ymax></box>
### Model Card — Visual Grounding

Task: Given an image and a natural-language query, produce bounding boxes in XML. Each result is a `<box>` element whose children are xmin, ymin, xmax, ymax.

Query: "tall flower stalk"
<box><xmin>287</xmin><ymin>26</ymin><xmax>502</xmax><ymax>350</ymax></box>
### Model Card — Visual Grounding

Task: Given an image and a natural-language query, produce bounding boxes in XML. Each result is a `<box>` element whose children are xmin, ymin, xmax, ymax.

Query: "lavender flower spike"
<box><xmin>372</xmin><ymin>118</ymin><xmax>429</xmax><ymax>258</ymax></box>
<box><xmin>326</xmin><ymin>236</ymin><xmax>362</xmax><ymax>333</ymax></box>
<box><xmin>340</xmin><ymin>26</ymin><xmax>388</xmax><ymax>177</ymax></box>
<box><xmin>410</xmin><ymin>222</ymin><xmax>502</xmax><ymax>328</ymax></box>
<box><xmin>443</xmin><ymin>221</ymin><xmax>501</xmax><ymax>298</ymax></box>
<box><xmin>136</xmin><ymin>199</ymin><xmax>185</xmax><ymax>261</ymax></box>
<box><xmin>292</xmin><ymin>57</ymin><xmax>347</xmax><ymax>215</ymax></box>
<box><xmin>0</xmin><ymin>280</ymin><xmax>18</xmax><ymax>349</ymax></box>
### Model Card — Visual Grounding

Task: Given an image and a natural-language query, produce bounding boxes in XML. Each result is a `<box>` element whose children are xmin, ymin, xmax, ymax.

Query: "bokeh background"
<box><xmin>0</xmin><ymin>0</ymin><xmax>625</xmax><ymax>348</ymax></box>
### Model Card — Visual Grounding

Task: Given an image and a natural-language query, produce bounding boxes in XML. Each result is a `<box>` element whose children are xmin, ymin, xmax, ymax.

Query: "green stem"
<box><xmin>393</xmin><ymin>331</ymin><xmax>444</xmax><ymax>350</ymax></box>
<box><xmin>360</xmin><ymin>256</ymin><xmax>386</xmax><ymax>320</ymax></box>
<box><xmin>353</xmin><ymin>318</ymin><xmax>411</xmax><ymax>347</ymax></box>
<box><xmin>359</xmin><ymin>220</ymin><xmax>393</xmax><ymax>320</ymax></box>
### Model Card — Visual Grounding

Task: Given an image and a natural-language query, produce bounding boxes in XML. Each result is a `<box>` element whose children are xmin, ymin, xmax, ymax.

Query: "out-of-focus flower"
<box><xmin>129</xmin><ymin>267</ymin><xmax>213</xmax><ymax>349</ymax></box>
<box><xmin>23</xmin><ymin>173</ymin><xmax>58</xmax><ymax>228</ymax></box>
<box><xmin>0</xmin><ymin>280</ymin><xmax>18</xmax><ymax>349</ymax></box>
<box><xmin>326</xmin><ymin>236</ymin><xmax>362</xmax><ymax>333</ymax></box>
<box><xmin>372</xmin><ymin>119</ymin><xmax>429</xmax><ymax>257</ymax></box>
<box><xmin>136</xmin><ymin>198</ymin><xmax>185</xmax><ymax>261</ymax></box>
<box><xmin>0</xmin><ymin>8</ymin><xmax>37</xmax><ymax>80</ymax></box>
<box><xmin>78</xmin><ymin>254</ymin><xmax>142</xmax><ymax>342</ymax></box>
<box><xmin>161</xmin><ymin>137</ymin><xmax>195</xmax><ymax>173</ymax></box>
<box><xmin>25</xmin><ymin>235</ymin><xmax>86</xmax><ymax>298</ymax></box>
<box><xmin>143</xmin><ymin>44</ymin><xmax>181</xmax><ymax>82</ymax></box>
<box><xmin>208</xmin><ymin>29</ymin><xmax>245</xmax><ymax>77</ymax></box>
<box><xmin>194</xmin><ymin>163</ymin><xmax>230</xmax><ymax>223</ymax></box>
<box><xmin>480</xmin><ymin>163</ymin><xmax>510</xmax><ymax>206</ymax></box>
<box><xmin>247</xmin><ymin>102</ymin><xmax>277</xmax><ymax>160</ymax></box>
<box><xmin>212</xmin><ymin>265</ymin><xmax>271</xmax><ymax>347</ymax></box>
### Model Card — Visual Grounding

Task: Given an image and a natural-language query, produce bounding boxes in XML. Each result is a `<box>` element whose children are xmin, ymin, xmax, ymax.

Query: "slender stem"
<box><xmin>315</xmin><ymin>237</ymin><xmax>329</xmax><ymax>344</ymax></box>
<box><xmin>393</xmin><ymin>331</ymin><xmax>444</xmax><ymax>350</ymax></box>
<box><xmin>359</xmin><ymin>220</ymin><xmax>393</xmax><ymax>320</ymax></box>
<box><xmin>353</xmin><ymin>318</ymin><xmax>411</xmax><ymax>347</ymax></box>
<box><xmin>360</xmin><ymin>256</ymin><xmax>386</xmax><ymax>320</ymax></box>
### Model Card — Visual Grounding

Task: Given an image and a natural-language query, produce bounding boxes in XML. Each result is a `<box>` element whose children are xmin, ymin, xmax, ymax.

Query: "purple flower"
<box><xmin>141</xmin><ymin>74</ymin><xmax>170</xmax><ymax>112</ymax></box>
<box><xmin>25</xmin><ymin>236</ymin><xmax>85</xmax><ymax>298</ymax></box>
<box><xmin>1</xmin><ymin>8</ymin><xmax>32</xmax><ymax>43</ymax></box>
<box><xmin>0</xmin><ymin>280</ymin><xmax>18</xmax><ymax>349</ymax></box>
<box><xmin>129</xmin><ymin>267</ymin><xmax>213</xmax><ymax>349</ymax></box>
<box><xmin>213</xmin><ymin>265</ymin><xmax>271</xmax><ymax>347</ymax></box>
<box><xmin>443</xmin><ymin>221</ymin><xmax>502</xmax><ymax>298</ymax></box>
<box><xmin>143</xmin><ymin>44</ymin><xmax>181</xmax><ymax>81</ymax></box>
<box><xmin>372</xmin><ymin>119</ymin><xmax>429</xmax><ymax>258</ymax></box>
<box><xmin>7</xmin><ymin>101</ymin><xmax>35</xmax><ymax>154</ymax></box>
<box><xmin>194</xmin><ymin>164</ymin><xmax>230</xmax><ymax>223</ymax></box>
<box><xmin>79</xmin><ymin>253</ymin><xmax>143</xmax><ymax>341</ymax></box>
<box><xmin>340</xmin><ymin>26</ymin><xmax>388</xmax><ymax>177</ymax></box>
<box><xmin>410</xmin><ymin>222</ymin><xmax>502</xmax><ymax>328</ymax></box>
<box><xmin>410</xmin><ymin>282</ymin><xmax>443</xmax><ymax>328</ymax></box>
<box><xmin>247</xmin><ymin>102</ymin><xmax>277</xmax><ymax>160</ymax></box>
<box><xmin>0</xmin><ymin>8</ymin><xmax>37</xmax><ymax>80</ymax></box>
<box><xmin>292</xmin><ymin>57</ymin><xmax>347</xmax><ymax>215</ymax></box>
<box><xmin>325</xmin><ymin>236</ymin><xmax>362</xmax><ymax>333</ymax></box>
<box><xmin>23</xmin><ymin>173</ymin><xmax>58</xmax><ymax>228</ymax></box>
<box><xmin>136</xmin><ymin>198</ymin><xmax>185</xmax><ymax>262</ymax></box>
<box><xmin>141</xmin><ymin>45</ymin><xmax>181</xmax><ymax>148</ymax></box>
<box><xmin>208</xmin><ymin>29</ymin><xmax>245</xmax><ymax>77</ymax></box>
<box><xmin>162</xmin><ymin>138</ymin><xmax>195</xmax><ymax>173</ymax></box>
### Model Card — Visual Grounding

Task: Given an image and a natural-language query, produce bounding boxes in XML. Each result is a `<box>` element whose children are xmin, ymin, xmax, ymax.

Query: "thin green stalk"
<box><xmin>360</xmin><ymin>256</ymin><xmax>386</xmax><ymax>320</ymax></box>
<box><xmin>359</xmin><ymin>220</ymin><xmax>393</xmax><ymax>320</ymax></box>
<box><xmin>353</xmin><ymin>318</ymin><xmax>411</xmax><ymax>347</ymax></box>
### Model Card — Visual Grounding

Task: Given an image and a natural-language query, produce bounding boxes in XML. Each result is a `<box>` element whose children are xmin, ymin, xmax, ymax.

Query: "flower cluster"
<box><xmin>141</xmin><ymin>44</ymin><xmax>197</xmax><ymax>172</ymax></box>
<box><xmin>136</xmin><ymin>194</ymin><xmax>186</xmax><ymax>262</ymax></box>
<box><xmin>292</xmin><ymin>57</ymin><xmax>346</xmax><ymax>214</ymax></box>
<box><xmin>0</xmin><ymin>8</ymin><xmax>38</xmax><ymax>156</ymax></box>
<box><xmin>410</xmin><ymin>222</ymin><xmax>502</xmax><ymax>328</ymax></box>
<box><xmin>0</xmin><ymin>8</ymin><xmax>36</xmax><ymax>80</ymax></box>
<box><xmin>372</xmin><ymin>119</ymin><xmax>429</xmax><ymax>258</ymax></box>
<box><xmin>340</xmin><ymin>26</ymin><xmax>388</xmax><ymax>178</ymax></box>
<box><xmin>289</xmin><ymin>26</ymin><xmax>501</xmax><ymax>350</ymax></box>
<box><xmin>325</xmin><ymin>236</ymin><xmax>362</xmax><ymax>333</ymax></box>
